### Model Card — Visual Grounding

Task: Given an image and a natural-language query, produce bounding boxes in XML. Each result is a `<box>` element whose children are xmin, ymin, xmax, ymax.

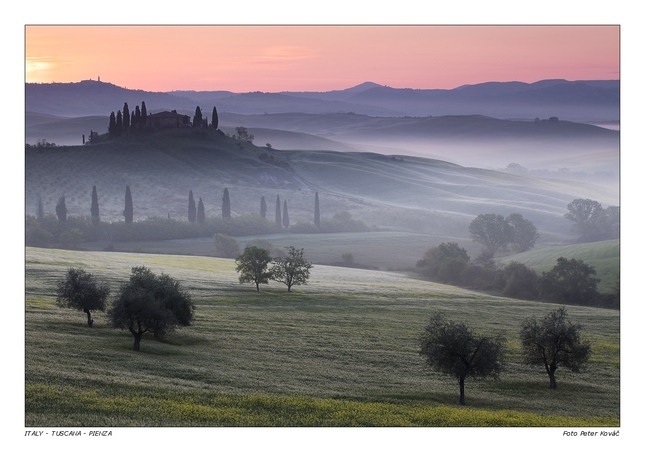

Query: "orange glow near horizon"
<box><xmin>25</xmin><ymin>25</ymin><xmax>619</xmax><ymax>92</ymax></box>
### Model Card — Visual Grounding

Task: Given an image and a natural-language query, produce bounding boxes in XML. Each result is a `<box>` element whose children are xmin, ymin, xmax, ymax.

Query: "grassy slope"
<box><xmin>25</xmin><ymin>247</ymin><xmax>619</xmax><ymax>427</ymax></box>
<box><xmin>79</xmin><ymin>234</ymin><xmax>620</xmax><ymax>295</ymax></box>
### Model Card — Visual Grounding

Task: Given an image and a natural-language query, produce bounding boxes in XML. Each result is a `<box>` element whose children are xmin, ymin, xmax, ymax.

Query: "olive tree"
<box><xmin>519</xmin><ymin>307</ymin><xmax>591</xmax><ymax>389</ymax></box>
<box><xmin>271</xmin><ymin>246</ymin><xmax>313</xmax><ymax>292</ymax></box>
<box><xmin>56</xmin><ymin>268</ymin><xmax>110</xmax><ymax>327</ymax></box>
<box><xmin>235</xmin><ymin>246</ymin><xmax>272</xmax><ymax>291</ymax></box>
<box><xmin>419</xmin><ymin>313</ymin><xmax>506</xmax><ymax>405</ymax></box>
<box><xmin>109</xmin><ymin>267</ymin><xmax>194</xmax><ymax>351</ymax></box>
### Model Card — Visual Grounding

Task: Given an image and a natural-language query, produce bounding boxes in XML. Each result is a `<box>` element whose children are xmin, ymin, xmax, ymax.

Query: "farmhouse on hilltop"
<box><xmin>147</xmin><ymin>110</ymin><xmax>191</xmax><ymax>129</ymax></box>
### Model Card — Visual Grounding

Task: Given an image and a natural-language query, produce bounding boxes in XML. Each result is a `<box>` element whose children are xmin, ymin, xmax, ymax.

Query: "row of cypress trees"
<box><xmin>190</xmin><ymin>189</ymin><xmax>322</xmax><ymax>230</ymax></box>
<box><xmin>192</xmin><ymin>106</ymin><xmax>219</xmax><ymax>129</ymax></box>
<box><xmin>108</xmin><ymin>102</ymin><xmax>148</xmax><ymax>137</ymax></box>
<box><xmin>54</xmin><ymin>185</ymin><xmax>134</xmax><ymax>225</ymax></box>
<box><xmin>56</xmin><ymin>186</ymin><xmax>322</xmax><ymax>229</ymax></box>
<box><xmin>108</xmin><ymin>102</ymin><xmax>219</xmax><ymax>136</ymax></box>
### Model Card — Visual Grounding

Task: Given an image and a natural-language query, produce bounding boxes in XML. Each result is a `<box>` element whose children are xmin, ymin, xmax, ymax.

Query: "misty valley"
<box><xmin>24</xmin><ymin>79</ymin><xmax>620</xmax><ymax>427</ymax></box>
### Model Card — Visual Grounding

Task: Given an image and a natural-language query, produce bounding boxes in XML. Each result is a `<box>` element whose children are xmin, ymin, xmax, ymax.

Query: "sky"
<box><xmin>25</xmin><ymin>25</ymin><xmax>619</xmax><ymax>93</ymax></box>
<box><xmin>11</xmin><ymin>4</ymin><xmax>645</xmax><ymax>447</ymax></box>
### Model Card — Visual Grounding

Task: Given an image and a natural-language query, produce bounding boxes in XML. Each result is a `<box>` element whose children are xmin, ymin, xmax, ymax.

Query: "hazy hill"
<box><xmin>220</xmin><ymin>112</ymin><xmax>619</xmax><ymax>175</ymax></box>
<box><xmin>25</xmin><ymin>127</ymin><xmax>618</xmax><ymax>246</ymax></box>
<box><xmin>26</xmin><ymin>79</ymin><xmax>620</xmax><ymax>175</ymax></box>
<box><xmin>26</xmin><ymin>78</ymin><xmax>619</xmax><ymax>122</ymax></box>
<box><xmin>25</xmin><ymin>80</ymin><xmax>199</xmax><ymax>116</ymax></box>
<box><xmin>26</xmin><ymin>112</ymin><xmax>109</xmax><ymax>147</ymax></box>
<box><xmin>26</xmin><ymin>108</ymin><xmax>619</xmax><ymax>181</ymax></box>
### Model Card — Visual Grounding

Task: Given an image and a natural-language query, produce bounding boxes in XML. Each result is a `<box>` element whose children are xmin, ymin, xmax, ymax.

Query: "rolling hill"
<box><xmin>26</xmin><ymin>110</ymin><xmax>619</xmax><ymax>177</ymax></box>
<box><xmin>26</xmin><ymin>126</ymin><xmax>618</xmax><ymax>248</ymax></box>
<box><xmin>25</xmin><ymin>79</ymin><xmax>619</xmax><ymax>176</ymax></box>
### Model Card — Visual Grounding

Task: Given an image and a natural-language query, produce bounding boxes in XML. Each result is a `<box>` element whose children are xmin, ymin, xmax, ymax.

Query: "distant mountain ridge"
<box><xmin>26</xmin><ymin>78</ymin><xmax>619</xmax><ymax>122</ymax></box>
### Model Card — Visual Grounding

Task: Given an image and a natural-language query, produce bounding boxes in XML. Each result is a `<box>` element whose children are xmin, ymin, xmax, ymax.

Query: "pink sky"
<box><xmin>25</xmin><ymin>25</ymin><xmax>619</xmax><ymax>92</ymax></box>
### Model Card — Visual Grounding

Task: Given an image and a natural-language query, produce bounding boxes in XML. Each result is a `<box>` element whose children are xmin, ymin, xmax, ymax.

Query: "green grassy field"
<box><xmin>25</xmin><ymin>247</ymin><xmax>619</xmax><ymax>427</ymax></box>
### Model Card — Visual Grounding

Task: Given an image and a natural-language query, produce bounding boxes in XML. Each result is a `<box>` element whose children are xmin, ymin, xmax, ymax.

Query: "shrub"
<box><xmin>499</xmin><ymin>262</ymin><xmax>539</xmax><ymax>300</ymax></box>
<box><xmin>213</xmin><ymin>233</ymin><xmax>240</xmax><ymax>258</ymax></box>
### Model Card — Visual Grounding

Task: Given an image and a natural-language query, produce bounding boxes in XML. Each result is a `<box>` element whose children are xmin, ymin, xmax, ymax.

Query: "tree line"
<box><xmin>416</xmin><ymin>209</ymin><xmax>618</xmax><ymax>309</ymax></box>
<box><xmin>27</xmin><ymin>185</ymin><xmax>368</xmax><ymax>248</ymax></box>
<box><xmin>48</xmin><ymin>186</ymin><xmax>320</xmax><ymax>228</ymax></box>
<box><xmin>417</xmin><ymin>241</ymin><xmax>617</xmax><ymax>308</ymax></box>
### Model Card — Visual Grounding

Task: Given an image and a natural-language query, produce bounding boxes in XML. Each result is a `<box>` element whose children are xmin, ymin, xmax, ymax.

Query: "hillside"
<box><xmin>26</xmin><ymin>127</ymin><xmax>618</xmax><ymax>247</ymax></box>
<box><xmin>25</xmin><ymin>79</ymin><xmax>619</xmax><ymax>176</ymax></box>
<box><xmin>25</xmin><ymin>247</ymin><xmax>620</xmax><ymax>426</ymax></box>
<box><xmin>26</xmin><ymin>110</ymin><xmax>619</xmax><ymax>178</ymax></box>
<box><xmin>218</xmin><ymin>113</ymin><xmax>619</xmax><ymax>173</ymax></box>
<box><xmin>26</xmin><ymin>78</ymin><xmax>619</xmax><ymax>122</ymax></box>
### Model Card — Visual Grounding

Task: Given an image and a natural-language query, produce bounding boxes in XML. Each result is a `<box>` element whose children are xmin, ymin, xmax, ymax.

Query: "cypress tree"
<box><xmin>37</xmin><ymin>195</ymin><xmax>45</xmax><ymax>220</ymax></box>
<box><xmin>141</xmin><ymin>101</ymin><xmax>147</xmax><ymax>128</ymax></box>
<box><xmin>91</xmin><ymin>185</ymin><xmax>100</xmax><ymax>226</ymax></box>
<box><xmin>197</xmin><ymin>197</ymin><xmax>205</xmax><ymax>223</ymax></box>
<box><xmin>282</xmin><ymin>200</ymin><xmax>290</xmax><ymax>229</ymax></box>
<box><xmin>260</xmin><ymin>196</ymin><xmax>267</xmax><ymax>218</ymax></box>
<box><xmin>193</xmin><ymin>106</ymin><xmax>203</xmax><ymax>128</ymax></box>
<box><xmin>124</xmin><ymin>185</ymin><xmax>133</xmax><ymax>223</ymax></box>
<box><xmin>212</xmin><ymin>106</ymin><xmax>219</xmax><ymax>129</ymax></box>
<box><xmin>108</xmin><ymin>112</ymin><xmax>116</xmax><ymax>136</ymax></box>
<box><xmin>56</xmin><ymin>195</ymin><xmax>67</xmax><ymax>223</ymax></box>
<box><xmin>133</xmin><ymin>105</ymin><xmax>141</xmax><ymax>129</ymax></box>
<box><xmin>188</xmin><ymin>190</ymin><xmax>196</xmax><ymax>223</ymax></box>
<box><xmin>116</xmin><ymin>110</ymin><xmax>123</xmax><ymax>136</ymax></box>
<box><xmin>222</xmin><ymin>188</ymin><xmax>231</xmax><ymax>219</ymax></box>
<box><xmin>123</xmin><ymin>103</ymin><xmax>130</xmax><ymax>133</ymax></box>
<box><xmin>314</xmin><ymin>192</ymin><xmax>320</xmax><ymax>228</ymax></box>
<box><xmin>275</xmin><ymin>195</ymin><xmax>282</xmax><ymax>227</ymax></box>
